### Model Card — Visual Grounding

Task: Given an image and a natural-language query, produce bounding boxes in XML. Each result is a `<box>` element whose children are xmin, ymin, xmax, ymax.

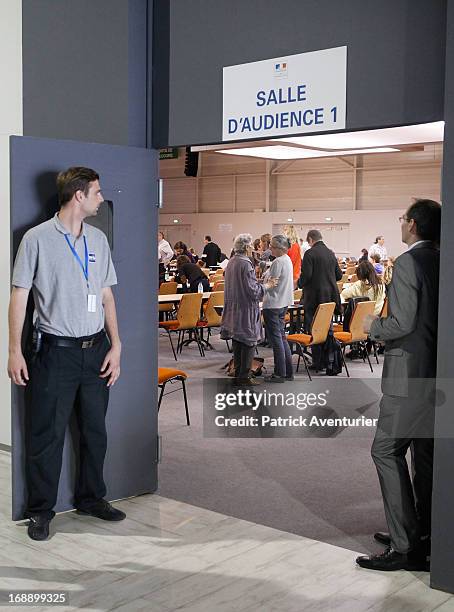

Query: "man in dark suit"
<box><xmin>357</xmin><ymin>198</ymin><xmax>441</xmax><ymax>571</ymax></box>
<box><xmin>202</xmin><ymin>235</ymin><xmax>222</xmax><ymax>268</ymax></box>
<box><xmin>298</xmin><ymin>229</ymin><xmax>342</xmax><ymax>368</ymax></box>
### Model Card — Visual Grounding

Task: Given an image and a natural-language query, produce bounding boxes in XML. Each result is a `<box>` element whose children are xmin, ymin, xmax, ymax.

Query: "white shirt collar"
<box><xmin>408</xmin><ymin>240</ymin><xmax>431</xmax><ymax>251</ymax></box>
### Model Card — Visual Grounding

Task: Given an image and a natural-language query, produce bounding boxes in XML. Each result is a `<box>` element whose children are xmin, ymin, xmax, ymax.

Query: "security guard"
<box><xmin>8</xmin><ymin>167</ymin><xmax>125</xmax><ymax>541</ymax></box>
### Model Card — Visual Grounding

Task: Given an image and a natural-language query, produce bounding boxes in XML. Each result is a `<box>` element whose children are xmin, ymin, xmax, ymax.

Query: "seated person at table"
<box><xmin>371</xmin><ymin>253</ymin><xmax>384</xmax><ymax>274</ymax></box>
<box><xmin>341</xmin><ymin>261</ymin><xmax>385</xmax><ymax>316</ymax></box>
<box><xmin>383</xmin><ymin>255</ymin><xmax>395</xmax><ymax>286</ymax></box>
<box><xmin>174</xmin><ymin>255</ymin><xmax>211</xmax><ymax>293</ymax></box>
<box><xmin>173</xmin><ymin>241</ymin><xmax>196</xmax><ymax>263</ymax></box>
<box><xmin>359</xmin><ymin>248</ymin><xmax>369</xmax><ymax>263</ymax></box>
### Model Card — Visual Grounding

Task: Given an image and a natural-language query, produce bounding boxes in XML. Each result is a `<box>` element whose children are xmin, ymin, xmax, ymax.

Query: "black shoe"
<box><xmin>77</xmin><ymin>500</ymin><xmax>126</xmax><ymax>522</ymax></box>
<box><xmin>374</xmin><ymin>531</ymin><xmax>391</xmax><ymax>546</ymax></box>
<box><xmin>27</xmin><ymin>515</ymin><xmax>51</xmax><ymax>541</ymax></box>
<box><xmin>374</xmin><ymin>532</ymin><xmax>431</xmax><ymax>556</ymax></box>
<box><xmin>285</xmin><ymin>374</ymin><xmax>295</xmax><ymax>381</ymax></box>
<box><xmin>356</xmin><ymin>547</ymin><xmax>429</xmax><ymax>571</ymax></box>
<box><xmin>264</xmin><ymin>374</ymin><xmax>285</xmax><ymax>383</ymax></box>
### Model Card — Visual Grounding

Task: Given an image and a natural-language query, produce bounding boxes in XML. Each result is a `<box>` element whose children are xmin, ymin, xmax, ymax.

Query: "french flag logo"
<box><xmin>274</xmin><ymin>62</ymin><xmax>288</xmax><ymax>76</ymax></box>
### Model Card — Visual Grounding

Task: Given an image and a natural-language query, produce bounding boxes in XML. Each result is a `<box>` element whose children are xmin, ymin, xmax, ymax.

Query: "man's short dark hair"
<box><xmin>407</xmin><ymin>199</ymin><xmax>441</xmax><ymax>242</ymax></box>
<box><xmin>57</xmin><ymin>167</ymin><xmax>99</xmax><ymax>206</ymax></box>
<box><xmin>176</xmin><ymin>255</ymin><xmax>190</xmax><ymax>268</ymax></box>
<box><xmin>307</xmin><ymin>229</ymin><xmax>322</xmax><ymax>242</ymax></box>
<box><xmin>205</xmin><ymin>235</ymin><xmax>211</xmax><ymax>242</ymax></box>
<box><xmin>375</xmin><ymin>236</ymin><xmax>383</xmax><ymax>243</ymax></box>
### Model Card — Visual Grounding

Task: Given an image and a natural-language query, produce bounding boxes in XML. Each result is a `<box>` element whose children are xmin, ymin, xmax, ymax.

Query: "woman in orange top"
<box><xmin>284</xmin><ymin>225</ymin><xmax>301</xmax><ymax>287</ymax></box>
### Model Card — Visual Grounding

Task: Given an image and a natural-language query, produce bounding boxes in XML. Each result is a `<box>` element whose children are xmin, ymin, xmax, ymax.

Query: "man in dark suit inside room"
<box><xmin>358</xmin><ymin>198</ymin><xmax>441</xmax><ymax>571</ymax></box>
<box><xmin>298</xmin><ymin>229</ymin><xmax>342</xmax><ymax>369</ymax></box>
<box><xmin>202</xmin><ymin>235</ymin><xmax>222</xmax><ymax>268</ymax></box>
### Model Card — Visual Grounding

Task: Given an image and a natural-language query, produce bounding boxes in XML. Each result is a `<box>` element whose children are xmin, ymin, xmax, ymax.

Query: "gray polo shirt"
<box><xmin>12</xmin><ymin>213</ymin><xmax>117</xmax><ymax>337</ymax></box>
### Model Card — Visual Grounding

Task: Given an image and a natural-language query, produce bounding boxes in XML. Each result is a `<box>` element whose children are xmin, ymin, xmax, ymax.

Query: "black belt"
<box><xmin>42</xmin><ymin>330</ymin><xmax>106</xmax><ymax>349</ymax></box>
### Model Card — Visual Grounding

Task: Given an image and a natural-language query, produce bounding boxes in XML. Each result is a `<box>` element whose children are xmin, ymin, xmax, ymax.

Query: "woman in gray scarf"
<box><xmin>221</xmin><ymin>233</ymin><xmax>276</xmax><ymax>385</ymax></box>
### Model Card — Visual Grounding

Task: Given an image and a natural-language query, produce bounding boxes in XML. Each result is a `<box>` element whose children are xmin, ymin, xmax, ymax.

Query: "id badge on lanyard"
<box><xmin>64</xmin><ymin>234</ymin><xmax>97</xmax><ymax>313</ymax></box>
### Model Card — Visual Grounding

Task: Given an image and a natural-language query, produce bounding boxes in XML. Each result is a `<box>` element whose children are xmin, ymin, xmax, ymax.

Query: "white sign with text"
<box><xmin>222</xmin><ymin>46</ymin><xmax>347</xmax><ymax>141</ymax></box>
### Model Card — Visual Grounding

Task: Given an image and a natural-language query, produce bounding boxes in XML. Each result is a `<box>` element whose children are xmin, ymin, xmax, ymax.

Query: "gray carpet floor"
<box><xmin>157</xmin><ymin>328</ymin><xmax>387</xmax><ymax>555</ymax></box>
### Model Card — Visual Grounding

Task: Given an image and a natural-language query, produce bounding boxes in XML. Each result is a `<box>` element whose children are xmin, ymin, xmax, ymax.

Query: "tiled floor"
<box><xmin>0</xmin><ymin>452</ymin><xmax>453</xmax><ymax>611</ymax></box>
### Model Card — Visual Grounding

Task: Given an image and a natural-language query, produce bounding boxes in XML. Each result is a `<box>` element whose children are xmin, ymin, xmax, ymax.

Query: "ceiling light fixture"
<box><xmin>216</xmin><ymin>146</ymin><xmax>399</xmax><ymax>160</ymax></box>
<box><xmin>276</xmin><ymin>121</ymin><xmax>444</xmax><ymax>150</ymax></box>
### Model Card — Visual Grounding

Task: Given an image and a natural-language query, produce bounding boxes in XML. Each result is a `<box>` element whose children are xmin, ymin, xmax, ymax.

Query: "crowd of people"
<box><xmin>158</xmin><ymin>224</ymin><xmax>400</xmax><ymax>382</ymax></box>
<box><xmin>158</xmin><ymin>224</ymin><xmax>401</xmax><ymax>380</ymax></box>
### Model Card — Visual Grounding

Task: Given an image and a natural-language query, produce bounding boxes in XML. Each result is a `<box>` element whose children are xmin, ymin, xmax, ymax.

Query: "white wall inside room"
<box><xmin>159</xmin><ymin>224</ymin><xmax>192</xmax><ymax>249</ymax></box>
<box><xmin>272</xmin><ymin>223</ymin><xmax>350</xmax><ymax>256</ymax></box>
<box><xmin>0</xmin><ymin>0</ymin><xmax>23</xmax><ymax>446</ymax></box>
<box><xmin>159</xmin><ymin>145</ymin><xmax>442</xmax><ymax>259</ymax></box>
<box><xmin>159</xmin><ymin>210</ymin><xmax>410</xmax><ymax>260</ymax></box>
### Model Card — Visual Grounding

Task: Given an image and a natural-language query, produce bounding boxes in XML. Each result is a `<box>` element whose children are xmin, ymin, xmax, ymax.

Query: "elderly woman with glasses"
<box><xmin>221</xmin><ymin>233</ymin><xmax>277</xmax><ymax>386</ymax></box>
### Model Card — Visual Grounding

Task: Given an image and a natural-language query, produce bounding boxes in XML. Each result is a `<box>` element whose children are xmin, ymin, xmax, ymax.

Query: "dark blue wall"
<box><xmin>23</xmin><ymin>0</ymin><xmax>149</xmax><ymax>147</ymax></box>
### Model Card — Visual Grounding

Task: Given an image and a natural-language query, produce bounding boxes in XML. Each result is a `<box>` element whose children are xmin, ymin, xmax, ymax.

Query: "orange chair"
<box><xmin>334</xmin><ymin>301</ymin><xmax>376</xmax><ymax>376</ymax></box>
<box><xmin>159</xmin><ymin>293</ymin><xmax>205</xmax><ymax>360</ymax></box>
<box><xmin>158</xmin><ymin>281</ymin><xmax>178</xmax><ymax>320</ymax></box>
<box><xmin>369</xmin><ymin>297</ymin><xmax>389</xmax><ymax>364</ymax></box>
<box><xmin>158</xmin><ymin>367</ymin><xmax>190</xmax><ymax>425</ymax></box>
<box><xmin>197</xmin><ymin>291</ymin><xmax>224</xmax><ymax>349</ymax></box>
<box><xmin>287</xmin><ymin>302</ymin><xmax>336</xmax><ymax>380</ymax></box>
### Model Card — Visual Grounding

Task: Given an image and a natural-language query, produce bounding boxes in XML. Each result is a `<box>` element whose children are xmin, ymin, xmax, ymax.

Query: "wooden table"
<box><xmin>158</xmin><ymin>292</ymin><xmax>211</xmax><ymax>304</ymax></box>
<box><xmin>177</xmin><ymin>283</ymin><xmax>215</xmax><ymax>289</ymax></box>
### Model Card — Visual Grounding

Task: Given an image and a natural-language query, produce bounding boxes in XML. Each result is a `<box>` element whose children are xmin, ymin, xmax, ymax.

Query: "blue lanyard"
<box><xmin>64</xmin><ymin>234</ymin><xmax>89</xmax><ymax>285</ymax></box>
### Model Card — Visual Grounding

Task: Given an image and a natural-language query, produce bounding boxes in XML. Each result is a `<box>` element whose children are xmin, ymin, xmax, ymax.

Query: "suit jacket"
<box><xmin>203</xmin><ymin>242</ymin><xmax>222</xmax><ymax>267</ymax></box>
<box><xmin>370</xmin><ymin>242</ymin><xmax>439</xmax><ymax>397</ymax></box>
<box><xmin>298</xmin><ymin>241</ymin><xmax>342</xmax><ymax>315</ymax></box>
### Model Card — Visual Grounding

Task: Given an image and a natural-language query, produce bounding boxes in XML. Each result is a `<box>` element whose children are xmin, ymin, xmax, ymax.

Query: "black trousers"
<box><xmin>232</xmin><ymin>340</ymin><xmax>255</xmax><ymax>380</ymax></box>
<box><xmin>25</xmin><ymin>333</ymin><xmax>110</xmax><ymax>518</ymax></box>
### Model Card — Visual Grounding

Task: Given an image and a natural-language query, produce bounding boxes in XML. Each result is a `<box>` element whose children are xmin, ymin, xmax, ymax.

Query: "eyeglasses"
<box><xmin>399</xmin><ymin>216</ymin><xmax>410</xmax><ymax>223</ymax></box>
